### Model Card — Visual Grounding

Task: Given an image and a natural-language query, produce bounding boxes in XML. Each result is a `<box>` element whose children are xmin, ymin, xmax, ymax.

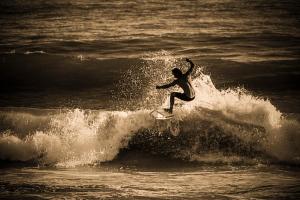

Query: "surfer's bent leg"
<box><xmin>168</xmin><ymin>92</ymin><xmax>178</xmax><ymax>113</ymax></box>
<box><xmin>166</xmin><ymin>92</ymin><xmax>195</xmax><ymax>113</ymax></box>
<box><xmin>168</xmin><ymin>92</ymin><xmax>186</xmax><ymax>113</ymax></box>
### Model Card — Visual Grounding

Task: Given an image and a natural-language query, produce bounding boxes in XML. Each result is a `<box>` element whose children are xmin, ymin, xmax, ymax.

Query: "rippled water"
<box><xmin>1</xmin><ymin>165</ymin><xmax>299</xmax><ymax>199</ymax></box>
<box><xmin>0</xmin><ymin>0</ymin><xmax>299</xmax><ymax>61</ymax></box>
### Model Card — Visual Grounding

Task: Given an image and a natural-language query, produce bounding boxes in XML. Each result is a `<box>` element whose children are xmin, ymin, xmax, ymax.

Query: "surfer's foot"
<box><xmin>164</xmin><ymin>108</ymin><xmax>172</xmax><ymax>114</ymax></box>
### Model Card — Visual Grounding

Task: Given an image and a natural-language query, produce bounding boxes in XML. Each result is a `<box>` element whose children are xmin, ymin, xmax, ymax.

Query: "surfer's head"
<box><xmin>172</xmin><ymin>68</ymin><xmax>183</xmax><ymax>78</ymax></box>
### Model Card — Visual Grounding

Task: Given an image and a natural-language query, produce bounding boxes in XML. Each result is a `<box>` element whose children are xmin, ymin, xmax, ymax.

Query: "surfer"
<box><xmin>156</xmin><ymin>58</ymin><xmax>195</xmax><ymax>113</ymax></box>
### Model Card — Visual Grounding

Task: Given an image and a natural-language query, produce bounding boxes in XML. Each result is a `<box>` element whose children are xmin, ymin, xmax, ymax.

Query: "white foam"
<box><xmin>0</xmin><ymin>109</ymin><xmax>155</xmax><ymax>167</ymax></box>
<box><xmin>0</xmin><ymin>55</ymin><xmax>299</xmax><ymax>166</ymax></box>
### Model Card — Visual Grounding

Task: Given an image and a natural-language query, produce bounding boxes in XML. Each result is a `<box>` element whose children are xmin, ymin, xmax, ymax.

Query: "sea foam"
<box><xmin>0</xmin><ymin>54</ymin><xmax>299</xmax><ymax>167</ymax></box>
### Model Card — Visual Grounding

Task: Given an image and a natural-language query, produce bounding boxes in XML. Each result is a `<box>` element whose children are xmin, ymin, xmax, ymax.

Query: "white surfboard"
<box><xmin>150</xmin><ymin>109</ymin><xmax>174</xmax><ymax>120</ymax></box>
<box><xmin>150</xmin><ymin>109</ymin><xmax>180</xmax><ymax>136</ymax></box>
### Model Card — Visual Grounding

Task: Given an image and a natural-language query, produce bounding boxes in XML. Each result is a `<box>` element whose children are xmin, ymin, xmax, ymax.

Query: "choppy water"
<box><xmin>0</xmin><ymin>0</ymin><xmax>299</xmax><ymax>199</ymax></box>
<box><xmin>0</xmin><ymin>166</ymin><xmax>299</xmax><ymax>199</ymax></box>
<box><xmin>0</xmin><ymin>0</ymin><xmax>299</xmax><ymax>61</ymax></box>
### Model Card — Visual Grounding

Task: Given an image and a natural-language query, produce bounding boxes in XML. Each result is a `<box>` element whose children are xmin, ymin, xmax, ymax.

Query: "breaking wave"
<box><xmin>0</xmin><ymin>54</ymin><xmax>299</xmax><ymax>167</ymax></box>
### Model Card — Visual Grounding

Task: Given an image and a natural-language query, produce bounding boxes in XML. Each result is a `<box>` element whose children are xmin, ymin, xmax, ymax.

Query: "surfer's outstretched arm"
<box><xmin>184</xmin><ymin>58</ymin><xmax>194</xmax><ymax>76</ymax></box>
<box><xmin>156</xmin><ymin>80</ymin><xmax>176</xmax><ymax>89</ymax></box>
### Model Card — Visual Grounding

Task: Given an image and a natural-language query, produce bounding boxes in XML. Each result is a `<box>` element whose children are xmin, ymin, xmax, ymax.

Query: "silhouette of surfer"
<box><xmin>156</xmin><ymin>58</ymin><xmax>195</xmax><ymax>113</ymax></box>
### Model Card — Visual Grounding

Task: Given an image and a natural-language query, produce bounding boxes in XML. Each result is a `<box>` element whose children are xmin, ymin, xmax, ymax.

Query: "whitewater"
<box><xmin>1</xmin><ymin>57</ymin><xmax>299</xmax><ymax>168</ymax></box>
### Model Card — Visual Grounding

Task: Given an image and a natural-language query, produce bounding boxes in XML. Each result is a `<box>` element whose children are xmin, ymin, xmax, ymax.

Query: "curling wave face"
<box><xmin>0</xmin><ymin>57</ymin><xmax>299</xmax><ymax>167</ymax></box>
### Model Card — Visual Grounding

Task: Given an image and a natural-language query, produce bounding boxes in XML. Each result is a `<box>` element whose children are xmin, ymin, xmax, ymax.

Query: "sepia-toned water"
<box><xmin>0</xmin><ymin>0</ymin><xmax>299</xmax><ymax>199</ymax></box>
<box><xmin>1</xmin><ymin>166</ymin><xmax>299</xmax><ymax>199</ymax></box>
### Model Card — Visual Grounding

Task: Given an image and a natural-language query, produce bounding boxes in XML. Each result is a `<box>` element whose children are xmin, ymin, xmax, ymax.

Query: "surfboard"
<box><xmin>150</xmin><ymin>109</ymin><xmax>180</xmax><ymax>136</ymax></box>
<box><xmin>150</xmin><ymin>109</ymin><xmax>174</xmax><ymax>120</ymax></box>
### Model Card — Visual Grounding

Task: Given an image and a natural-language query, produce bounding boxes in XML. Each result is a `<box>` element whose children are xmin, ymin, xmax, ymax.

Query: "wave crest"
<box><xmin>0</xmin><ymin>55</ymin><xmax>299</xmax><ymax>167</ymax></box>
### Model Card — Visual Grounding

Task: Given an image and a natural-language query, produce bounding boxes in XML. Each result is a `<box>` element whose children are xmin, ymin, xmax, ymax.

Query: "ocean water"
<box><xmin>0</xmin><ymin>0</ymin><xmax>300</xmax><ymax>199</ymax></box>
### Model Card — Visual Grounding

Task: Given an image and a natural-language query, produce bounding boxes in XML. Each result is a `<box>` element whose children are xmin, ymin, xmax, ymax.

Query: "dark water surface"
<box><xmin>0</xmin><ymin>165</ymin><xmax>299</xmax><ymax>199</ymax></box>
